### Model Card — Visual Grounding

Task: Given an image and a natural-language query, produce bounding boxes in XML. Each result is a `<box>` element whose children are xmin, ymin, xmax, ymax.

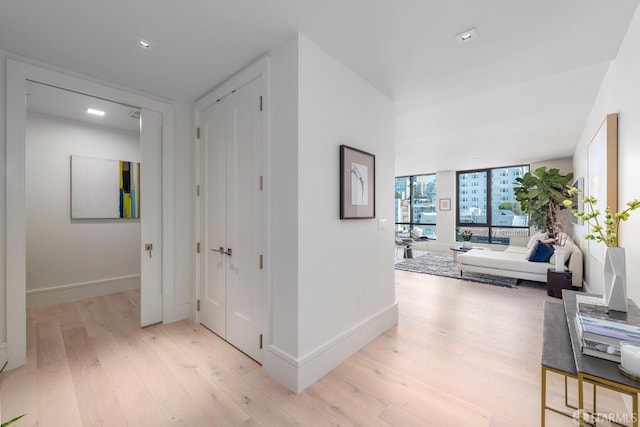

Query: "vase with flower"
<box><xmin>564</xmin><ymin>188</ymin><xmax>640</xmax><ymax>312</ymax></box>
<box><xmin>460</xmin><ymin>229</ymin><xmax>474</xmax><ymax>248</ymax></box>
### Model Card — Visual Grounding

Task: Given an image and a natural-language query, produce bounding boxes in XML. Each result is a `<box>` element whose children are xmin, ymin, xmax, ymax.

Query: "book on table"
<box><xmin>580</xmin><ymin>336</ymin><xmax>621</xmax><ymax>363</ymax></box>
<box><xmin>572</xmin><ymin>294</ymin><xmax>640</xmax><ymax>361</ymax></box>
<box><xmin>575</xmin><ymin>294</ymin><xmax>609</xmax><ymax>316</ymax></box>
<box><xmin>574</xmin><ymin>315</ymin><xmax>621</xmax><ymax>361</ymax></box>
<box><xmin>575</xmin><ymin>294</ymin><xmax>640</xmax><ymax>327</ymax></box>
<box><xmin>575</xmin><ymin>313</ymin><xmax>640</xmax><ymax>346</ymax></box>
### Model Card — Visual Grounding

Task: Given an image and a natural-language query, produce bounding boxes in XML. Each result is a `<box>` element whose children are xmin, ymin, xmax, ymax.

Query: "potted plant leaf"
<box><xmin>1</xmin><ymin>361</ymin><xmax>26</xmax><ymax>426</ymax></box>
<box><xmin>564</xmin><ymin>188</ymin><xmax>640</xmax><ymax>312</ymax></box>
<box><xmin>513</xmin><ymin>166</ymin><xmax>574</xmax><ymax>236</ymax></box>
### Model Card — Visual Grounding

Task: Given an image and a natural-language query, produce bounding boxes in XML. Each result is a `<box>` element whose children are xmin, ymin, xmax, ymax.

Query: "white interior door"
<box><xmin>201</xmin><ymin>100</ymin><xmax>227</xmax><ymax>337</ymax></box>
<box><xmin>200</xmin><ymin>77</ymin><xmax>263</xmax><ymax>362</ymax></box>
<box><xmin>140</xmin><ymin>109</ymin><xmax>163</xmax><ymax>326</ymax></box>
<box><xmin>225</xmin><ymin>78</ymin><xmax>263</xmax><ymax>361</ymax></box>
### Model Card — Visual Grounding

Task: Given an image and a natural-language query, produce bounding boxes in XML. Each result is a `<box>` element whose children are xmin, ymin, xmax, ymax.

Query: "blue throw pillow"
<box><xmin>528</xmin><ymin>241</ymin><xmax>555</xmax><ymax>262</ymax></box>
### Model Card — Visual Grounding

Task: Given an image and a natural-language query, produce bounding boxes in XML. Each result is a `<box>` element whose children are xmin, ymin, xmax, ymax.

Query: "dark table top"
<box><xmin>450</xmin><ymin>245</ymin><xmax>472</xmax><ymax>252</ymax></box>
<box><xmin>542</xmin><ymin>301</ymin><xmax>577</xmax><ymax>375</ymax></box>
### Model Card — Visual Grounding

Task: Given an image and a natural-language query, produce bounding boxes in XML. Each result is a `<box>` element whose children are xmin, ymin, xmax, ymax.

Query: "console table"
<box><xmin>541</xmin><ymin>301</ymin><xmax>579</xmax><ymax>425</ymax></box>
<box><xmin>542</xmin><ymin>290</ymin><xmax>640</xmax><ymax>426</ymax></box>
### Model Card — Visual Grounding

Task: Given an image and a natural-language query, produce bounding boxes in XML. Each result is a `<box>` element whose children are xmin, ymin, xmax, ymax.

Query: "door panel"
<box><xmin>201</xmin><ymin>100</ymin><xmax>227</xmax><ymax>337</ymax></box>
<box><xmin>225</xmin><ymin>78</ymin><xmax>263</xmax><ymax>362</ymax></box>
<box><xmin>140</xmin><ymin>109</ymin><xmax>163</xmax><ymax>327</ymax></box>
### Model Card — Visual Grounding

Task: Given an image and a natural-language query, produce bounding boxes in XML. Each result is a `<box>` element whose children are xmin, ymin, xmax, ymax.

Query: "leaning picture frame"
<box><xmin>587</xmin><ymin>113</ymin><xmax>618</xmax><ymax>265</ymax></box>
<box><xmin>340</xmin><ymin>145</ymin><xmax>375</xmax><ymax>219</ymax></box>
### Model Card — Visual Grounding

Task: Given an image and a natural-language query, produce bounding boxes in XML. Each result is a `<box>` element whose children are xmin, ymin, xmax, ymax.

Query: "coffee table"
<box><xmin>450</xmin><ymin>244</ymin><xmax>491</xmax><ymax>261</ymax></box>
<box><xmin>450</xmin><ymin>244</ymin><xmax>472</xmax><ymax>261</ymax></box>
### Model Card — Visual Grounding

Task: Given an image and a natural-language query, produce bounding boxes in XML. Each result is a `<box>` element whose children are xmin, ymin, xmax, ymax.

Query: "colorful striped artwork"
<box><xmin>119</xmin><ymin>160</ymin><xmax>140</xmax><ymax>218</ymax></box>
<box><xmin>71</xmin><ymin>155</ymin><xmax>140</xmax><ymax>219</ymax></box>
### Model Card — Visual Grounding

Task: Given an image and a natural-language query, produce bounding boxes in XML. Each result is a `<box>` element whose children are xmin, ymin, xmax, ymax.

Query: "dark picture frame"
<box><xmin>340</xmin><ymin>145</ymin><xmax>375</xmax><ymax>219</ymax></box>
<box><xmin>439</xmin><ymin>198</ymin><xmax>451</xmax><ymax>211</ymax></box>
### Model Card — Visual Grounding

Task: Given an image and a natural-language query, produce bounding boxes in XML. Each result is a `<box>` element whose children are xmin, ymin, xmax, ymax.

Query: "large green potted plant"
<box><xmin>513</xmin><ymin>166</ymin><xmax>574</xmax><ymax>233</ymax></box>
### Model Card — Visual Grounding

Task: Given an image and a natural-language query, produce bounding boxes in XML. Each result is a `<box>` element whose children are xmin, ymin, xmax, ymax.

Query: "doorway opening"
<box><xmin>5</xmin><ymin>59</ymin><xmax>175</xmax><ymax>370</ymax></box>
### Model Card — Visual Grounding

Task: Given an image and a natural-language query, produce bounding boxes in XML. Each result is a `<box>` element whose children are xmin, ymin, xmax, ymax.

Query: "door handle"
<box><xmin>212</xmin><ymin>247</ymin><xmax>232</xmax><ymax>256</ymax></box>
<box><xmin>145</xmin><ymin>243</ymin><xmax>153</xmax><ymax>258</ymax></box>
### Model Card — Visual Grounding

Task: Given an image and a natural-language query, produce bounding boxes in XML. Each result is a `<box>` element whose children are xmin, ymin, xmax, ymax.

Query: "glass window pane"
<box><xmin>456</xmin><ymin>226</ymin><xmax>489</xmax><ymax>244</ymax></box>
<box><xmin>395</xmin><ymin>223</ymin><xmax>410</xmax><ymax>234</ymax></box>
<box><xmin>458</xmin><ymin>171</ymin><xmax>487</xmax><ymax>224</ymax></box>
<box><xmin>411</xmin><ymin>224</ymin><xmax>437</xmax><ymax>239</ymax></box>
<box><xmin>491</xmin><ymin>227</ymin><xmax>531</xmax><ymax>245</ymax></box>
<box><xmin>395</xmin><ymin>177</ymin><xmax>410</xmax><ymax>224</ymax></box>
<box><xmin>412</xmin><ymin>174</ymin><xmax>437</xmax><ymax>225</ymax></box>
<box><xmin>490</xmin><ymin>166</ymin><xmax>529</xmax><ymax>227</ymax></box>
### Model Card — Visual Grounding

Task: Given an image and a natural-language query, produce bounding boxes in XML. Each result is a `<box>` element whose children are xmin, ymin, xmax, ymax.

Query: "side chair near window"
<box><xmin>395</xmin><ymin>229</ymin><xmax>435</xmax><ymax>259</ymax></box>
<box><xmin>396</xmin><ymin>236</ymin><xmax>416</xmax><ymax>258</ymax></box>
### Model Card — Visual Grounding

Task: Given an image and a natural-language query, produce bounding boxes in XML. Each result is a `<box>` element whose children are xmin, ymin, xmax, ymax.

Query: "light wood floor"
<box><xmin>0</xmin><ymin>272</ymin><xmax>603</xmax><ymax>426</ymax></box>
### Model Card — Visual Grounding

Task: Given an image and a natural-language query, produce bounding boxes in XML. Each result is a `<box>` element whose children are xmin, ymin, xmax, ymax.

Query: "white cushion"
<box><xmin>458</xmin><ymin>249</ymin><xmax>551</xmax><ymax>275</ymax></box>
<box><xmin>505</xmin><ymin>245</ymin><xmax>528</xmax><ymax>254</ymax></box>
<box><xmin>527</xmin><ymin>232</ymin><xmax>548</xmax><ymax>249</ymax></box>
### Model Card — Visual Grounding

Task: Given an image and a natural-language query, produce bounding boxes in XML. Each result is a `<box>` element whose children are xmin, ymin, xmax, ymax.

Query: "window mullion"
<box><xmin>487</xmin><ymin>170</ymin><xmax>492</xmax><ymax>243</ymax></box>
<box><xmin>409</xmin><ymin>176</ymin><xmax>414</xmax><ymax>225</ymax></box>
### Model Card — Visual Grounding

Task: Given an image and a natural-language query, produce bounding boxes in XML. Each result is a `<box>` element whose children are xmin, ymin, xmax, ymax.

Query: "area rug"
<box><xmin>395</xmin><ymin>252</ymin><xmax>518</xmax><ymax>288</ymax></box>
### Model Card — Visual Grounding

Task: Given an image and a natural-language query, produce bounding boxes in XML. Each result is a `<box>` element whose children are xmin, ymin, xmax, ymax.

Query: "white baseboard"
<box><xmin>263</xmin><ymin>303</ymin><xmax>399</xmax><ymax>393</ymax></box>
<box><xmin>26</xmin><ymin>275</ymin><xmax>140</xmax><ymax>308</ymax></box>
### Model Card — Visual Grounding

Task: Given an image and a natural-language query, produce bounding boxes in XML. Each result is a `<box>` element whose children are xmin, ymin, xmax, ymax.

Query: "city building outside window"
<box><xmin>395</xmin><ymin>174</ymin><xmax>437</xmax><ymax>238</ymax></box>
<box><xmin>456</xmin><ymin>165</ymin><xmax>530</xmax><ymax>244</ymax></box>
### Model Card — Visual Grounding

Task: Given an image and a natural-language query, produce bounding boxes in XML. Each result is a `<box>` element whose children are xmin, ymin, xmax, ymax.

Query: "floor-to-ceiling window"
<box><xmin>395</xmin><ymin>174</ymin><xmax>437</xmax><ymax>238</ymax></box>
<box><xmin>456</xmin><ymin>165</ymin><xmax>529</xmax><ymax>244</ymax></box>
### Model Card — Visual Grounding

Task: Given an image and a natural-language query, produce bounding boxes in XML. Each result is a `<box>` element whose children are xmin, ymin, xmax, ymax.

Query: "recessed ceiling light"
<box><xmin>134</xmin><ymin>37</ymin><xmax>153</xmax><ymax>50</ymax></box>
<box><xmin>454</xmin><ymin>28</ymin><xmax>479</xmax><ymax>45</ymax></box>
<box><xmin>87</xmin><ymin>108</ymin><xmax>105</xmax><ymax>117</ymax></box>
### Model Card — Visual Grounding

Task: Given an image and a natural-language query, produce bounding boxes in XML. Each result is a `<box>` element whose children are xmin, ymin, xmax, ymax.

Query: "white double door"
<box><xmin>199</xmin><ymin>78</ymin><xmax>264</xmax><ymax>362</ymax></box>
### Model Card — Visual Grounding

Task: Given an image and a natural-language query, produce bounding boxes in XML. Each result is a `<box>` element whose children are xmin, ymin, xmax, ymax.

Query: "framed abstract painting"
<box><xmin>71</xmin><ymin>155</ymin><xmax>140</xmax><ymax>219</ymax></box>
<box><xmin>340</xmin><ymin>145</ymin><xmax>375</xmax><ymax>219</ymax></box>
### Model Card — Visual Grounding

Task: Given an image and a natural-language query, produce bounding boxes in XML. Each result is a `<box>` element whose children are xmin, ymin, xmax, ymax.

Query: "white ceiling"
<box><xmin>2</xmin><ymin>0</ymin><xmax>639</xmax><ymax>173</ymax></box>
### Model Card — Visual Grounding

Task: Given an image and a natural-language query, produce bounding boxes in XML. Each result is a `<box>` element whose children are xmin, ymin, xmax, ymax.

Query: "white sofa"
<box><xmin>456</xmin><ymin>235</ymin><xmax>583</xmax><ymax>287</ymax></box>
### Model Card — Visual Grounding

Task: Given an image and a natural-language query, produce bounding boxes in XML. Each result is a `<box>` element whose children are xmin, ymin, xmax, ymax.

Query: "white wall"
<box><xmin>0</xmin><ymin>51</ymin><xmax>7</xmax><ymax>357</ymax></box>
<box><xmin>432</xmin><ymin>170</ymin><xmax>457</xmax><ymax>250</ymax></box>
<box><xmin>572</xmin><ymin>5</ymin><xmax>640</xmax><ymax>300</ymax></box>
<box><xmin>268</xmin><ymin>37</ymin><xmax>300</xmax><ymax>361</ymax></box>
<box><xmin>297</xmin><ymin>35</ymin><xmax>396</xmax><ymax>352</ymax></box>
<box><xmin>531</xmin><ymin>158</ymin><xmax>573</xmax><ymax>176</ymax></box>
<box><xmin>25</xmin><ymin>112</ymin><xmax>140</xmax><ymax>306</ymax></box>
<box><xmin>264</xmin><ymin>34</ymin><xmax>398</xmax><ymax>392</ymax></box>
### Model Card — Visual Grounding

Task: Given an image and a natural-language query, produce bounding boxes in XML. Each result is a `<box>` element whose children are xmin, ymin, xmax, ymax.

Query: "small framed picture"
<box><xmin>340</xmin><ymin>145</ymin><xmax>375</xmax><ymax>219</ymax></box>
<box><xmin>439</xmin><ymin>198</ymin><xmax>451</xmax><ymax>211</ymax></box>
